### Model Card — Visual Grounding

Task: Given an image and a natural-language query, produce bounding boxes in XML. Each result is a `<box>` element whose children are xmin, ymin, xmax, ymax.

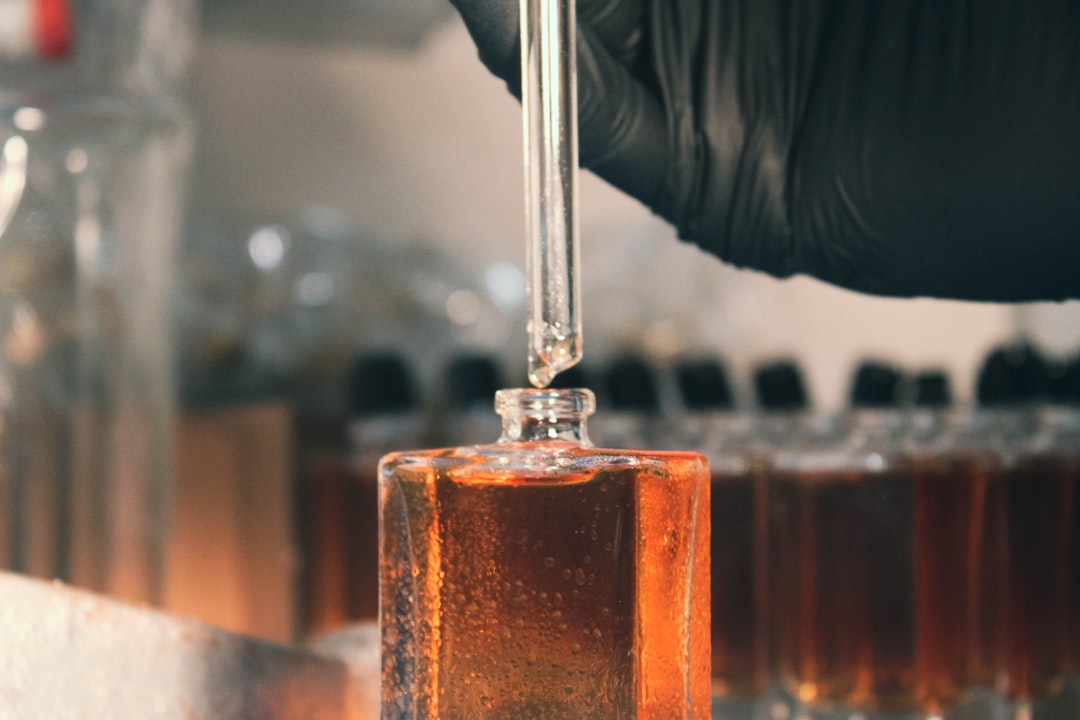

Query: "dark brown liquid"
<box><xmin>298</xmin><ymin>451</ymin><xmax>380</xmax><ymax>636</ymax></box>
<box><xmin>913</xmin><ymin>454</ymin><xmax>1007</xmax><ymax>715</ymax></box>
<box><xmin>772</xmin><ymin>453</ymin><xmax>1012</xmax><ymax>716</ymax></box>
<box><xmin>1005</xmin><ymin>453</ymin><xmax>1080</xmax><ymax>701</ymax></box>
<box><xmin>380</xmin><ymin>443</ymin><xmax>709</xmax><ymax>719</ymax></box>
<box><xmin>771</xmin><ymin>466</ymin><xmax>915</xmax><ymax>711</ymax></box>
<box><xmin>710</xmin><ymin>468</ymin><xmax>769</xmax><ymax>698</ymax></box>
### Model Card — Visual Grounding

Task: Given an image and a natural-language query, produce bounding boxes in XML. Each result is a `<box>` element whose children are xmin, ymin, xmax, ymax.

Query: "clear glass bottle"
<box><xmin>0</xmin><ymin>93</ymin><xmax>191</xmax><ymax>606</ymax></box>
<box><xmin>379</xmin><ymin>387</ymin><xmax>710</xmax><ymax>719</ymax></box>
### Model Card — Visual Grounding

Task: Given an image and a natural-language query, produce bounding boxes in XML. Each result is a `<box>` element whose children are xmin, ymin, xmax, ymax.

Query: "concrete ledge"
<box><xmin>0</xmin><ymin>572</ymin><xmax>375</xmax><ymax>719</ymax></box>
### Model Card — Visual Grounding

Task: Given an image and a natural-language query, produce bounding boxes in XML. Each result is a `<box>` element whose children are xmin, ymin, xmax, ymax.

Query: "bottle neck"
<box><xmin>496</xmin><ymin>387</ymin><xmax>594</xmax><ymax>446</ymax></box>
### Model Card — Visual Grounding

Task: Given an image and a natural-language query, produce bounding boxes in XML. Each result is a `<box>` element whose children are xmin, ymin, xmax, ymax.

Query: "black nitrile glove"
<box><xmin>449</xmin><ymin>0</ymin><xmax>1080</xmax><ymax>301</ymax></box>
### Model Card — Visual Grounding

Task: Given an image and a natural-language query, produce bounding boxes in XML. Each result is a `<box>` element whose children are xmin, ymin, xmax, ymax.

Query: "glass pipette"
<box><xmin>521</xmin><ymin>0</ymin><xmax>582</xmax><ymax>388</ymax></box>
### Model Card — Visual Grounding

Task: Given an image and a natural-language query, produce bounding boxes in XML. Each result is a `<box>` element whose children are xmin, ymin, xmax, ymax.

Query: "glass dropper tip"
<box><xmin>528</xmin><ymin>334</ymin><xmax>582</xmax><ymax>388</ymax></box>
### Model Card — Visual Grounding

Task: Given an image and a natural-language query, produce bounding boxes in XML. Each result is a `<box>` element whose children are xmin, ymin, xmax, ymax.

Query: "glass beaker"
<box><xmin>0</xmin><ymin>93</ymin><xmax>191</xmax><ymax>605</ymax></box>
<box><xmin>379</xmin><ymin>387</ymin><xmax>710</xmax><ymax>719</ymax></box>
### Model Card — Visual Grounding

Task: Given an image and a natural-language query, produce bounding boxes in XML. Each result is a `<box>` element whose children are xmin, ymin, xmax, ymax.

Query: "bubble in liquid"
<box><xmin>574</xmin><ymin>568</ymin><xmax>586</xmax><ymax>586</ymax></box>
<box><xmin>544</xmin><ymin>556</ymin><xmax>556</xmax><ymax>568</ymax></box>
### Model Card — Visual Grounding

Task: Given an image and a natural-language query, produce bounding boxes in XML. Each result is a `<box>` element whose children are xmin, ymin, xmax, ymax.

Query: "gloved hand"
<box><xmin>449</xmin><ymin>0</ymin><xmax>1080</xmax><ymax>301</ymax></box>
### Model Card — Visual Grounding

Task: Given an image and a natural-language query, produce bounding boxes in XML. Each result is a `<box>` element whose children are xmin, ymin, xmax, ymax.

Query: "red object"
<box><xmin>33</xmin><ymin>0</ymin><xmax>72</xmax><ymax>59</ymax></box>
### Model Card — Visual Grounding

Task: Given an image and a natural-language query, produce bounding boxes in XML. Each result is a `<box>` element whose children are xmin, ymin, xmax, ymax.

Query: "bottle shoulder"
<box><xmin>379</xmin><ymin>440</ymin><xmax>708</xmax><ymax>483</ymax></box>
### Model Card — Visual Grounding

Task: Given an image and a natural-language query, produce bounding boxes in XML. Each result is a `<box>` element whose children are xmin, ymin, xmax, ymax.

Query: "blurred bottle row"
<box><xmin>303</xmin><ymin>342</ymin><xmax>1080</xmax><ymax>720</ymax></box>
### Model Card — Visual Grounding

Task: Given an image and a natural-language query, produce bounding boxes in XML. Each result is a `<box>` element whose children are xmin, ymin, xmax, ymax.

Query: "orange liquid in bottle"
<box><xmin>913</xmin><ymin>454</ymin><xmax>1007</xmax><ymax>715</ymax></box>
<box><xmin>709</xmin><ymin>468</ymin><xmax>769</xmax><ymax>698</ymax></box>
<box><xmin>772</xmin><ymin>456</ymin><xmax>1009</xmax><ymax>716</ymax></box>
<box><xmin>379</xmin><ymin>389</ymin><xmax>709</xmax><ymax>719</ymax></box>
<box><xmin>771</xmin><ymin>467</ymin><xmax>917</xmax><ymax>711</ymax></box>
<box><xmin>1005</xmin><ymin>453</ymin><xmax>1080</xmax><ymax>701</ymax></box>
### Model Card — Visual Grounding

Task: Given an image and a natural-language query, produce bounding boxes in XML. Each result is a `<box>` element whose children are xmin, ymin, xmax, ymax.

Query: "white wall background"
<box><xmin>187</xmin><ymin>17</ymin><xmax>1080</xmax><ymax>410</ymax></box>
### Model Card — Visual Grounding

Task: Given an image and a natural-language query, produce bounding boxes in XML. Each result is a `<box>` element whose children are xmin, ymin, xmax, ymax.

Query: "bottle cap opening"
<box><xmin>495</xmin><ymin>387</ymin><xmax>595</xmax><ymax>418</ymax></box>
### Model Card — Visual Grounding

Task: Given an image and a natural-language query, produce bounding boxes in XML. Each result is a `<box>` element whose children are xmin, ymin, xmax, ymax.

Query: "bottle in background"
<box><xmin>298</xmin><ymin>351</ymin><xmax>424</xmax><ymax>638</ymax></box>
<box><xmin>434</xmin><ymin>352</ymin><xmax>504</xmax><ymax>447</ymax></box>
<box><xmin>0</xmin><ymin>0</ymin><xmax>196</xmax><ymax>606</ymax></box>
<box><xmin>0</xmin><ymin>98</ymin><xmax>192</xmax><ymax>605</ymax></box>
<box><xmin>751</xmin><ymin>359</ymin><xmax>815</xmax><ymax>447</ymax></box>
<box><xmin>674</xmin><ymin>356</ymin><xmax>771</xmax><ymax>719</ymax></box>
<box><xmin>771</xmin><ymin>360</ymin><xmax>917</xmax><ymax>717</ymax></box>
<box><xmin>990</xmin><ymin>343</ymin><xmax>1080</xmax><ymax>719</ymax></box>
<box><xmin>909</xmin><ymin>369</ymin><xmax>1009</xmax><ymax>718</ymax></box>
<box><xmin>590</xmin><ymin>353</ymin><xmax>662</xmax><ymax>449</ymax></box>
<box><xmin>1052</xmin><ymin>355</ymin><xmax>1080</xmax><ymax>707</ymax></box>
<box><xmin>379</xmin><ymin>387</ymin><xmax>711</xmax><ymax>718</ymax></box>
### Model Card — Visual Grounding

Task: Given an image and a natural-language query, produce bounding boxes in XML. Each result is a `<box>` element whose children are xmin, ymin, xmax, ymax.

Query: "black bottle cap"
<box><xmin>849</xmin><ymin>361</ymin><xmax>902</xmax><ymax>409</ymax></box>
<box><xmin>349</xmin><ymin>351</ymin><xmax>418</xmax><ymax>416</ymax></box>
<box><xmin>602</xmin><ymin>354</ymin><xmax>660</xmax><ymax>412</ymax></box>
<box><xmin>1043</xmin><ymin>353</ymin><xmax>1080</xmax><ymax>406</ymax></box>
<box><xmin>1065</xmin><ymin>355</ymin><xmax>1080</xmax><ymax>404</ymax></box>
<box><xmin>975</xmin><ymin>343</ymin><xmax>1048</xmax><ymax>406</ymax></box>
<box><xmin>446</xmin><ymin>353</ymin><xmax>502</xmax><ymax>410</ymax></box>
<box><xmin>913</xmin><ymin>370</ymin><xmax>952</xmax><ymax>408</ymax></box>
<box><xmin>547</xmin><ymin>363</ymin><xmax>592</xmax><ymax>390</ymax></box>
<box><xmin>674</xmin><ymin>357</ymin><xmax>735</xmax><ymax>411</ymax></box>
<box><xmin>753</xmin><ymin>360</ymin><xmax>809</xmax><ymax>411</ymax></box>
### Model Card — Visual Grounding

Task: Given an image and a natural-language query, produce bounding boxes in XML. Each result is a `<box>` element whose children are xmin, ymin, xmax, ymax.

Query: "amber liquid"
<box><xmin>773</xmin><ymin>459</ymin><xmax>1012</xmax><ymax>717</ymax></box>
<box><xmin>771</xmin><ymin>467</ymin><xmax>916</xmax><ymax>711</ymax></box>
<box><xmin>1005</xmin><ymin>453</ymin><xmax>1080</xmax><ymax>702</ymax></box>
<box><xmin>380</xmin><ymin>442</ymin><xmax>709</xmax><ymax>719</ymax></box>
<box><xmin>299</xmin><ymin>452</ymin><xmax>380</xmax><ymax>636</ymax></box>
<box><xmin>710</xmin><ymin>469</ymin><xmax>769</xmax><ymax>698</ymax></box>
<box><xmin>913</xmin><ymin>454</ymin><xmax>1007</xmax><ymax>715</ymax></box>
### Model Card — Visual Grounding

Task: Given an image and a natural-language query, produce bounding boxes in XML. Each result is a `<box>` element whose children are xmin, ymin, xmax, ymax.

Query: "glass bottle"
<box><xmin>433</xmin><ymin>352</ymin><xmax>504</xmax><ymax>447</ymax></box>
<box><xmin>379</xmin><ymin>387</ymin><xmax>710</xmax><ymax>719</ymax></box>
<box><xmin>907</xmin><ymin>370</ymin><xmax>1008</xmax><ymax>719</ymax></box>
<box><xmin>590</xmin><ymin>353</ymin><xmax>662</xmax><ymax>449</ymax></box>
<box><xmin>299</xmin><ymin>351</ymin><xmax>425</xmax><ymax>638</ymax></box>
<box><xmin>771</xmin><ymin>361</ymin><xmax>916</xmax><ymax>717</ymax></box>
<box><xmin>672</xmin><ymin>356</ymin><xmax>771</xmax><ymax>718</ymax></box>
<box><xmin>0</xmin><ymin>92</ymin><xmax>191</xmax><ymax>606</ymax></box>
<box><xmin>992</xmin><ymin>345</ymin><xmax>1080</xmax><ymax>720</ymax></box>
